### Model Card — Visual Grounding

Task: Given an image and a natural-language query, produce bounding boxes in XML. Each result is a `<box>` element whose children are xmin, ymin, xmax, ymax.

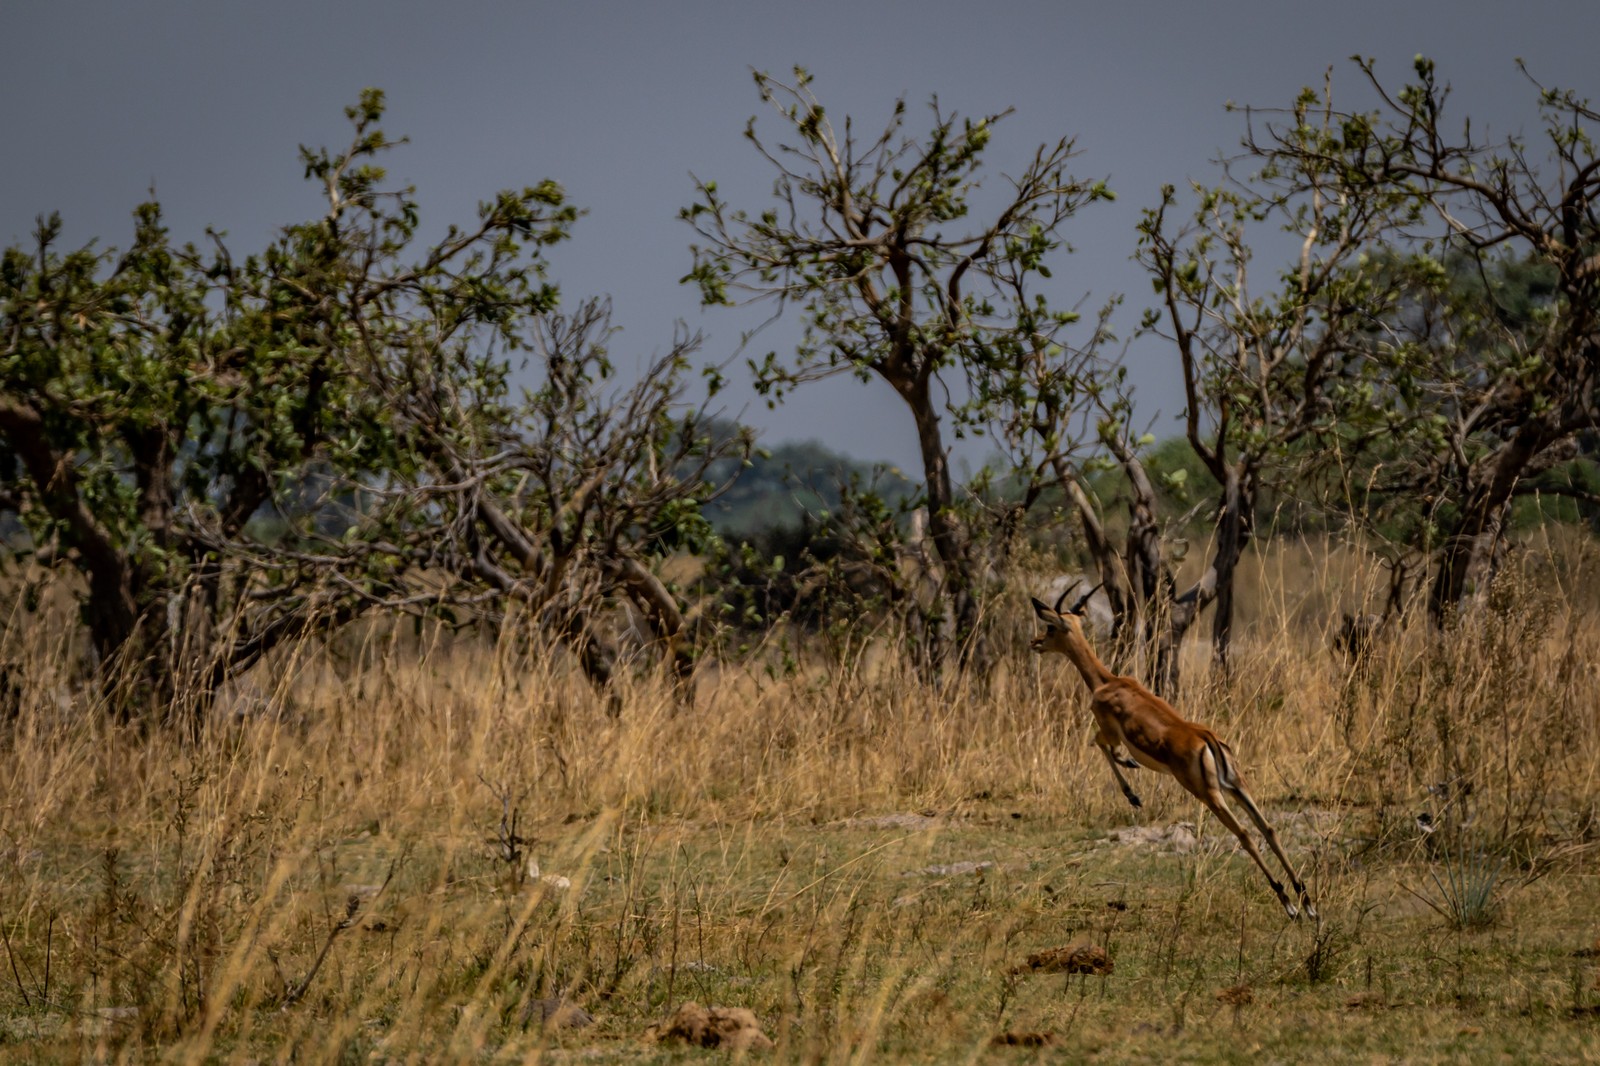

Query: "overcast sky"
<box><xmin>4</xmin><ymin>2</ymin><xmax>1594</xmax><ymax>471</ymax></box>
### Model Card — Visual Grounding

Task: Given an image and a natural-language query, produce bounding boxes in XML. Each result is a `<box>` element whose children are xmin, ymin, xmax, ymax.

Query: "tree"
<box><xmin>367</xmin><ymin>296</ymin><xmax>746</xmax><ymax>708</ymax></box>
<box><xmin>0</xmin><ymin>91</ymin><xmax>460</xmax><ymax>720</ymax></box>
<box><xmin>997</xmin><ymin>329</ymin><xmax>1219</xmax><ymax>696</ymax></box>
<box><xmin>1236</xmin><ymin>58</ymin><xmax>1600</xmax><ymax>623</ymax></box>
<box><xmin>1</xmin><ymin>89</ymin><xmax>739</xmax><ymax>724</ymax></box>
<box><xmin>1134</xmin><ymin>70</ymin><xmax>1428</xmax><ymax>671</ymax></box>
<box><xmin>999</xmin><ymin>73</ymin><xmax>1422</xmax><ymax>691</ymax></box>
<box><xmin>683</xmin><ymin>68</ymin><xmax>1112</xmax><ymax>672</ymax></box>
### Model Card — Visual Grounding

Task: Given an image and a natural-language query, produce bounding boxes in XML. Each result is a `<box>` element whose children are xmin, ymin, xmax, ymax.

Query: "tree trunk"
<box><xmin>1101</xmin><ymin>431</ymin><xmax>1181</xmax><ymax>693</ymax></box>
<box><xmin>91</xmin><ymin>601</ymin><xmax>178</xmax><ymax>725</ymax></box>
<box><xmin>0</xmin><ymin>396</ymin><xmax>184</xmax><ymax>721</ymax></box>
<box><xmin>570</xmin><ymin>629</ymin><xmax>623</xmax><ymax>718</ymax></box>
<box><xmin>1057</xmin><ymin>467</ymin><xmax>1132</xmax><ymax>647</ymax></box>
<box><xmin>610</xmin><ymin>556</ymin><xmax>696</xmax><ymax>705</ymax></box>
<box><xmin>901</xmin><ymin>376</ymin><xmax>979</xmax><ymax>675</ymax></box>
<box><xmin>1428</xmin><ymin>422</ymin><xmax>1553</xmax><ymax>625</ymax></box>
<box><xmin>1208</xmin><ymin>465</ymin><xmax>1255</xmax><ymax>674</ymax></box>
<box><xmin>1151</xmin><ymin>583</ymin><xmax>1195</xmax><ymax>698</ymax></box>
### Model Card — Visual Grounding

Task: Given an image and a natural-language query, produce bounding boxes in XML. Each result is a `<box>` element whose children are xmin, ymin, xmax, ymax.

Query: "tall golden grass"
<box><xmin>1</xmin><ymin>529</ymin><xmax>1597</xmax><ymax>1060</ymax></box>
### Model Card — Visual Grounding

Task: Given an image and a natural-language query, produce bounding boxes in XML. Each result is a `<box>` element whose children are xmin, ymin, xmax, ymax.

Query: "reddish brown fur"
<box><xmin>1030</xmin><ymin>597</ymin><xmax>1315</xmax><ymax>920</ymax></box>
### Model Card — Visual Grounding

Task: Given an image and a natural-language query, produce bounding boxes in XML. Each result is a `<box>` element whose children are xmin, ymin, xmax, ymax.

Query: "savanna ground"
<box><xmin>2</xmin><ymin>531</ymin><xmax>1599</xmax><ymax>1063</ymax></box>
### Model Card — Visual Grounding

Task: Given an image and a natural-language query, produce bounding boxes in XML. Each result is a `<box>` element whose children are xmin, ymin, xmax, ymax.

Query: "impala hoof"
<box><xmin>1283</xmin><ymin>901</ymin><xmax>1301</xmax><ymax>921</ymax></box>
<box><xmin>1126</xmin><ymin>794</ymin><xmax>1143</xmax><ymax>809</ymax></box>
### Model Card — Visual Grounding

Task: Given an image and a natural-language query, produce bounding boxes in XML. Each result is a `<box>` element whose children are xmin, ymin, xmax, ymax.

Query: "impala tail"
<box><xmin>1205</xmin><ymin>735</ymin><xmax>1240</xmax><ymax>790</ymax></box>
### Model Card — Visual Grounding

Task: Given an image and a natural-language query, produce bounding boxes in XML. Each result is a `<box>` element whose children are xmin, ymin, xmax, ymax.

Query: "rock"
<box><xmin>905</xmin><ymin>860</ymin><xmax>994</xmax><ymax>878</ymax></box>
<box><xmin>525</xmin><ymin>858</ymin><xmax>572</xmax><ymax>890</ymax></box>
<box><xmin>80</xmin><ymin>1006</ymin><xmax>139</xmax><ymax>1038</ymax></box>
<box><xmin>1106</xmin><ymin>822</ymin><xmax>1198</xmax><ymax>853</ymax></box>
<box><xmin>521</xmin><ymin>997</ymin><xmax>594</xmax><ymax>1030</ymax></box>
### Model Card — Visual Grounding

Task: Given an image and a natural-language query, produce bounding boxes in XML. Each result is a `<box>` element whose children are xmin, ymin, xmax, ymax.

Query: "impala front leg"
<box><xmin>1096</xmin><ymin>738</ymin><xmax>1142</xmax><ymax>809</ymax></box>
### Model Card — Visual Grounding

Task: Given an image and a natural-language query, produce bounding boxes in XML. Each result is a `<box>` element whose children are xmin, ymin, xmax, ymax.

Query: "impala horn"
<box><xmin>1053</xmin><ymin>581</ymin><xmax>1103</xmax><ymax>616</ymax></box>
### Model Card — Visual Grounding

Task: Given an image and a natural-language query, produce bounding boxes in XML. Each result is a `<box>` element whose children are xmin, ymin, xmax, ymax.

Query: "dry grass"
<box><xmin>2</xmin><ymin>534</ymin><xmax>1599</xmax><ymax>1062</ymax></box>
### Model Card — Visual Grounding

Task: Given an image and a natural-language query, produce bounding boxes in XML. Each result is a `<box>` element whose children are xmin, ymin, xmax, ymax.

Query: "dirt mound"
<box><xmin>992</xmin><ymin>1030</ymin><xmax>1057</xmax><ymax>1047</ymax></box>
<box><xmin>1216</xmin><ymin>984</ymin><xmax>1254</xmax><ymax>1007</ymax></box>
<box><xmin>1008</xmin><ymin>943</ymin><xmax>1113</xmax><ymax>976</ymax></box>
<box><xmin>1344</xmin><ymin>991</ymin><xmax>1387</xmax><ymax>1011</ymax></box>
<box><xmin>647</xmin><ymin>1002</ymin><xmax>774</xmax><ymax>1052</ymax></box>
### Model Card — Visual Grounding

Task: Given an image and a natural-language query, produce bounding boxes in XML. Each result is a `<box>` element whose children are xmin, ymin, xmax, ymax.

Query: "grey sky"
<box><xmin>4</xmin><ymin>1</ymin><xmax>1594</xmax><ymax>471</ymax></box>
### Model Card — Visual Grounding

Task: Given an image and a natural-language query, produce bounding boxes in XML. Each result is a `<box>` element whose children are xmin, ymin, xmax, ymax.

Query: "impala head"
<box><xmin>1030</xmin><ymin>583</ymin><xmax>1100</xmax><ymax>654</ymax></box>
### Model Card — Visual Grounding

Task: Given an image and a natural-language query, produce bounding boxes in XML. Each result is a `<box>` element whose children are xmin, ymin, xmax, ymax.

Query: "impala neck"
<box><xmin>1058</xmin><ymin>616</ymin><xmax>1113</xmax><ymax>690</ymax></box>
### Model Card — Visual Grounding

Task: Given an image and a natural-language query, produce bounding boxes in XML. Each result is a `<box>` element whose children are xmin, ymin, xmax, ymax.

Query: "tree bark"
<box><xmin>609</xmin><ymin>556</ymin><xmax>696</xmax><ymax>702</ymax></box>
<box><xmin>1208</xmin><ymin>465</ymin><xmax>1255</xmax><ymax>674</ymax></box>
<box><xmin>1056</xmin><ymin>465</ymin><xmax>1131</xmax><ymax>646</ymax></box>
<box><xmin>899</xmin><ymin>374</ymin><xmax>979</xmax><ymax>674</ymax></box>
<box><xmin>1428</xmin><ymin>421</ymin><xmax>1554</xmax><ymax>624</ymax></box>
<box><xmin>0</xmin><ymin>396</ymin><xmax>165</xmax><ymax>718</ymax></box>
<box><xmin>1102</xmin><ymin>429</ymin><xmax>1183</xmax><ymax>692</ymax></box>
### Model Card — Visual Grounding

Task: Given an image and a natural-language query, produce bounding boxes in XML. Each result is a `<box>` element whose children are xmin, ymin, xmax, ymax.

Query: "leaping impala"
<box><xmin>1031</xmin><ymin>588</ymin><xmax>1316</xmax><ymax>920</ymax></box>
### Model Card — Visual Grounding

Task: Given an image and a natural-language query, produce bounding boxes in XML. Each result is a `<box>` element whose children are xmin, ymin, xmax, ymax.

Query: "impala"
<box><xmin>1031</xmin><ymin>588</ymin><xmax>1315</xmax><ymax>920</ymax></box>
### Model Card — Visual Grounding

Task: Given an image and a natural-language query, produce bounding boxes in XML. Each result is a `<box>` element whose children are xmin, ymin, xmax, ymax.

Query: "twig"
<box><xmin>1</xmin><ymin>920</ymin><xmax>31</xmax><ymax>1009</ymax></box>
<box><xmin>279</xmin><ymin>895</ymin><xmax>360</xmax><ymax>1009</ymax></box>
<box><xmin>280</xmin><ymin>854</ymin><xmax>402</xmax><ymax>1010</ymax></box>
<box><xmin>43</xmin><ymin>913</ymin><xmax>53</xmax><ymax>1009</ymax></box>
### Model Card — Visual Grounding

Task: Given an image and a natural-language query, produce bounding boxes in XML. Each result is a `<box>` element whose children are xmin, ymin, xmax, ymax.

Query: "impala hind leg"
<box><xmin>1201</xmin><ymin>790</ymin><xmax>1300</xmax><ymax>920</ymax></box>
<box><xmin>1226</xmin><ymin>783</ymin><xmax>1316</xmax><ymax>920</ymax></box>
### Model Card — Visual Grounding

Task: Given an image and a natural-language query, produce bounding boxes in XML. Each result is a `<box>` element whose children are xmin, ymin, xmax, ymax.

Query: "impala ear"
<box><xmin>1031</xmin><ymin>597</ymin><xmax>1057</xmax><ymax>620</ymax></box>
